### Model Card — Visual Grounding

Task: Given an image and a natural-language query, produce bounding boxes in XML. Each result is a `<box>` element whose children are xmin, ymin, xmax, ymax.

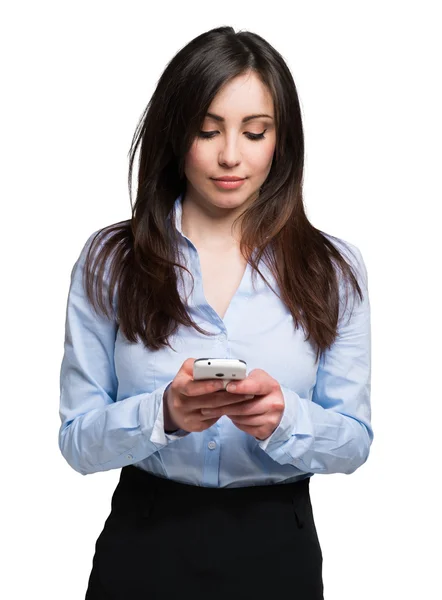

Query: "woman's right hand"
<box><xmin>163</xmin><ymin>357</ymin><xmax>251</xmax><ymax>433</ymax></box>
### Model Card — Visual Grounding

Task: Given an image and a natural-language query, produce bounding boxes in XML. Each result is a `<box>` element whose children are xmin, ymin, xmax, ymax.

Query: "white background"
<box><xmin>2</xmin><ymin>1</ymin><xmax>441</xmax><ymax>598</ymax></box>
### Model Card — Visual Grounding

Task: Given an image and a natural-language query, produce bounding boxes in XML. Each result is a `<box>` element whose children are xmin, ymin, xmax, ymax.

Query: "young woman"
<box><xmin>59</xmin><ymin>26</ymin><xmax>373</xmax><ymax>599</ymax></box>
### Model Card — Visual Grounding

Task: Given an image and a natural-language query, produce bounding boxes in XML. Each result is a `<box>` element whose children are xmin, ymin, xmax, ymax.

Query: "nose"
<box><xmin>218</xmin><ymin>135</ymin><xmax>241</xmax><ymax>168</ymax></box>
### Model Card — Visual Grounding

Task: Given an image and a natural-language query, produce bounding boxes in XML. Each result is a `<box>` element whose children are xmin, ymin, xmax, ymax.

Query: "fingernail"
<box><xmin>244</xmin><ymin>394</ymin><xmax>255</xmax><ymax>400</ymax></box>
<box><xmin>226</xmin><ymin>383</ymin><xmax>236</xmax><ymax>392</ymax></box>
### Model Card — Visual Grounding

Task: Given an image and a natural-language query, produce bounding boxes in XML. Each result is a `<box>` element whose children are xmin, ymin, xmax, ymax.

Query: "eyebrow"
<box><xmin>205</xmin><ymin>112</ymin><xmax>274</xmax><ymax>123</ymax></box>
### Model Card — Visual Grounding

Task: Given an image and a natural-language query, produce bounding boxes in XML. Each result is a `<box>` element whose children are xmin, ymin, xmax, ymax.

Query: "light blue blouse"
<box><xmin>58</xmin><ymin>192</ymin><xmax>373</xmax><ymax>487</ymax></box>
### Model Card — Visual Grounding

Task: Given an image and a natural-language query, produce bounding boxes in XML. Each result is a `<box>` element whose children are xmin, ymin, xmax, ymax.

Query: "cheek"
<box><xmin>252</xmin><ymin>143</ymin><xmax>276</xmax><ymax>172</ymax></box>
<box><xmin>184</xmin><ymin>143</ymin><xmax>209</xmax><ymax>175</ymax></box>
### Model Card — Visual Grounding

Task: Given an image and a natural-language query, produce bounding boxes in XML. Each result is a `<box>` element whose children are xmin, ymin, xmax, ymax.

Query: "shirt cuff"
<box><xmin>256</xmin><ymin>385</ymin><xmax>298</xmax><ymax>452</ymax></box>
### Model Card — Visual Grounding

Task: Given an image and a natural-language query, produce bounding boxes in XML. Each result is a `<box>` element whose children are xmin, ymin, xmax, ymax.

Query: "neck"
<box><xmin>181</xmin><ymin>197</ymin><xmax>243</xmax><ymax>252</ymax></box>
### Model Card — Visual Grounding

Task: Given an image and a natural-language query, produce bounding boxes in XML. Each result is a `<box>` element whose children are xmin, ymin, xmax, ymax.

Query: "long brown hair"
<box><xmin>83</xmin><ymin>26</ymin><xmax>365</xmax><ymax>364</ymax></box>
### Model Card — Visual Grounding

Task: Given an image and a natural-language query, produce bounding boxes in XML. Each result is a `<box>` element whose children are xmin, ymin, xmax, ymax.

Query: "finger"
<box><xmin>183</xmin><ymin>390</ymin><xmax>254</xmax><ymax>414</ymax></box>
<box><xmin>225</xmin><ymin>380</ymin><xmax>264</xmax><ymax>396</ymax></box>
<box><xmin>200</xmin><ymin>398</ymin><xmax>265</xmax><ymax>418</ymax></box>
<box><xmin>230</xmin><ymin>414</ymin><xmax>266</xmax><ymax>425</ymax></box>
<box><xmin>179</xmin><ymin>357</ymin><xmax>200</xmax><ymax>380</ymax></box>
<box><xmin>181</xmin><ymin>378</ymin><xmax>227</xmax><ymax>397</ymax></box>
<box><xmin>196</xmin><ymin>392</ymin><xmax>255</xmax><ymax>412</ymax></box>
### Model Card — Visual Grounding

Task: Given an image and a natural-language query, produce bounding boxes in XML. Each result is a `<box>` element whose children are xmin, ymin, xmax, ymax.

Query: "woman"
<box><xmin>59</xmin><ymin>26</ymin><xmax>373</xmax><ymax>599</ymax></box>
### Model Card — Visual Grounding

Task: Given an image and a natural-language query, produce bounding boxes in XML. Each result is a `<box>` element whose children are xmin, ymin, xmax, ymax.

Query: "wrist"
<box><xmin>163</xmin><ymin>388</ymin><xmax>179</xmax><ymax>432</ymax></box>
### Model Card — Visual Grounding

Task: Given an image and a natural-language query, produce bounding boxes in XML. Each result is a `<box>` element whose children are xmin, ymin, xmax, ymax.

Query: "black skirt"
<box><xmin>85</xmin><ymin>465</ymin><xmax>324</xmax><ymax>599</ymax></box>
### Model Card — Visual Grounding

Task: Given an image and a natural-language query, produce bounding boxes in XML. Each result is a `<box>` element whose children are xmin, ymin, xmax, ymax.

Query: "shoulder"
<box><xmin>72</xmin><ymin>221</ymin><xmax>130</xmax><ymax>292</ymax></box>
<box><xmin>77</xmin><ymin>220</ymin><xmax>131</xmax><ymax>264</ymax></box>
<box><xmin>321</xmin><ymin>232</ymin><xmax>368</xmax><ymax>288</ymax></box>
<box><xmin>83</xmin><ymin>220</ymin><xmax>131</xmax><ymax>251</ymax></box>
<box><xmin>321</xmin><ymin>231</ymin><xmax>362</xmax><ymax>262</ymax></box>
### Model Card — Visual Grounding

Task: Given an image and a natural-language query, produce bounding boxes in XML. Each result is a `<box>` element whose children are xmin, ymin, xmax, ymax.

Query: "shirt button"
<box><xmin>127</xmin><ymin>454</ymin><xmax>133</xmax><ymax>460</ymax></box>
<box><xmin>208</xmin><ymin>441</ymin><xmax>216</xmax><ymax>450</ymax></box>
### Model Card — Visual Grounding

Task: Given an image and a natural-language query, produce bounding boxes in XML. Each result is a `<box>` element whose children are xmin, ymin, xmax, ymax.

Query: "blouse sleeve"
<box><xmin>257</xmin><ymin>242</ymin><xmax>373</xmax><ymax>475</ymax></box>
<box><xmin>58</xmin><ymin>231</ymin><xmax>187</xmax><ymax>476</ymax></box>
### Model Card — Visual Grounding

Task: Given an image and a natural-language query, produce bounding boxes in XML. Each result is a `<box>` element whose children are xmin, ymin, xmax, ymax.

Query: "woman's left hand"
<box><xmin>200</xmin><ymin>369</ymin><xmax>285</xmax><ymax>440</ymax></box>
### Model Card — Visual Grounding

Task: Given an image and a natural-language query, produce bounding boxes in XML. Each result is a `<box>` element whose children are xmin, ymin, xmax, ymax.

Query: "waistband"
<box><xmin>119</xmin><ymin>465</ymin><xmax>310</xmax><ymax>501</ymax></box>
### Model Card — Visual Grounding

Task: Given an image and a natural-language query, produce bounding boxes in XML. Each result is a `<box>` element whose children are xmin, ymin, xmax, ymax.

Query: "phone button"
<box><xmin>208</xmin><ymin>441</ymin><xmax>217</xmax><ymax>450</ymax></box>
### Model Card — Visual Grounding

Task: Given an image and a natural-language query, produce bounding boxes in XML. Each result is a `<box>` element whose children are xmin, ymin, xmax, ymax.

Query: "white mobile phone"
<box><xmin>193</xmin><ymin>358</ymin><xmax>247</xmax><ymax>388</ymax></box>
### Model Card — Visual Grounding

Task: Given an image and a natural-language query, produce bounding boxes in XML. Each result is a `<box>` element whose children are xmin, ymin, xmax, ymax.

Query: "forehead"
<box><xmin>206</xmin><ymin>72</ymin><xmax>274</xmax><ymax>118</ymax></box>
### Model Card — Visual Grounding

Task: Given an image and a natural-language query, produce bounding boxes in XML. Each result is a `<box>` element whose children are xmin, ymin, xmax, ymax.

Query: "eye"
<box><xmin>198</xmin><ymin>130</ymin><xmax>267</xmax><ymax>141</ymax></box>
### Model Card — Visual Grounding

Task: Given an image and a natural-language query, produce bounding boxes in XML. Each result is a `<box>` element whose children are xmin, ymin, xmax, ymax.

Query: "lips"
<box><xmin>212</xmin><ymin>177</ymin><xmax>245</xmax><ymax>181</ymax></box>
<box><xmin>211</xmin><ymin>178</ymin><xmax>246</xmax><ymax>189</ymax></box>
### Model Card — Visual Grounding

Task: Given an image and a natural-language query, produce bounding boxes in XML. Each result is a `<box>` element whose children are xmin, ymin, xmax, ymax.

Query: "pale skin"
<box><xmin>165</xmin><ymin>359</ymin><xmax>286</xmax><ymax>441</ymax></box>
<box><xmin>165</xmin><ymin>70</ymin><xmax>285</xmax><ymax>440</ymax></box>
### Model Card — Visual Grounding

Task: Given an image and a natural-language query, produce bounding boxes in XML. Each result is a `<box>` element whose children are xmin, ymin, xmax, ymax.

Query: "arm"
<box><xmin>58</xmin><ymin>232</ymin><xmax>188</xmax><ymax>476</ymax></box>
<box><xmin>257</xmin><ymin>243</ymin><xmax>373</xmax><ymax>475</ymax></box>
